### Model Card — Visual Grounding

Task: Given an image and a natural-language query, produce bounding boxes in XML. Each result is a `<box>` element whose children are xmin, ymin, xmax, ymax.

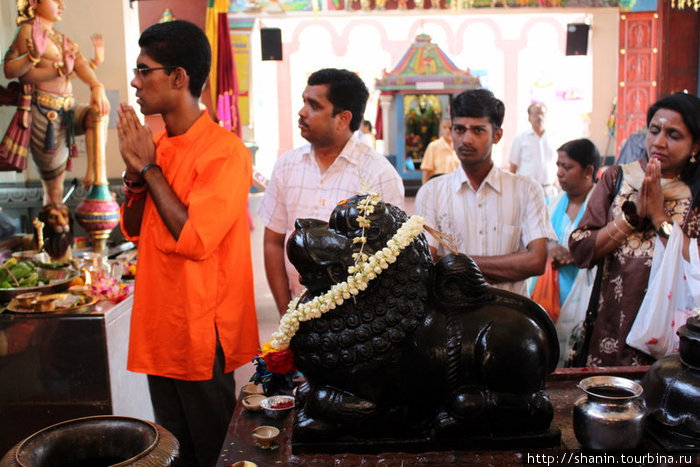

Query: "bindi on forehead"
<box><xmin>651</xmin><ymin>116</ymin><xmax>684</xmax><ymax>133</ymax></box>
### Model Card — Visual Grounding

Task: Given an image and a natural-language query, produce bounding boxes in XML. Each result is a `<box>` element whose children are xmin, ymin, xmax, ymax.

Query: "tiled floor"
<box><xmin>235</xmin><ymin>193</ymin><xmax>414</xmax><ymax>390</ymax></box>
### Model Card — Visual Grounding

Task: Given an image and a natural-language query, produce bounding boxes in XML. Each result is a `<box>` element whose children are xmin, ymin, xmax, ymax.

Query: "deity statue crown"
<box><xmin>16</xmin><ymin>0</ymin><xmax>36</xmax><ymax>25</ymax></box>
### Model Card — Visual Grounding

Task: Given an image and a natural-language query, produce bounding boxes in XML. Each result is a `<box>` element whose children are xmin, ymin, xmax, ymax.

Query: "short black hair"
<box><xmin>647</xmin><ymin>92</ymin><xmax>700</xmax><ymax>207</ymax></box>
<box><xmin>451</xmin><ymin>89</ymin><xmax>505</xmax><ymax>130</ymax></box>
<box><xmin>558</xmin><ymin>138</ymin><xmax>601</xmax><ymax>181</ymax></box>
<box><xmin>138</xmin><ymin>20</ymin><xmax>211</xmax><ymax>98</ymax></box>
<box><xmin>307</xmin><ymin>68</ymin><xmax>368</xmax><ymax>132</ymax></box>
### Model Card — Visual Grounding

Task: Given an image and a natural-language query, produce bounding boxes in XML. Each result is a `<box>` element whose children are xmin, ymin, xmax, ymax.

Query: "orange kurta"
<box><xmin>122</xmin><ymin>111</ymin><xmax>258</xmax><ymax>381</ymax></box>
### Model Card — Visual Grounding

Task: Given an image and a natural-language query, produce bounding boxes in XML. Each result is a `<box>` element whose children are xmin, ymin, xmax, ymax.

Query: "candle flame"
<box><xmin>83</xmin><ymin>269</ymin><xmax>92</xmax><ymax>286</ymax></box>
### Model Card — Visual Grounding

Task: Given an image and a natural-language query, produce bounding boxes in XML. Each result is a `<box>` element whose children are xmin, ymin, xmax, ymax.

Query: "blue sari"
<box><xmin>548</xmin><ymin>191</ymin><xmax>591</xmax><ymax>304</ymax></box>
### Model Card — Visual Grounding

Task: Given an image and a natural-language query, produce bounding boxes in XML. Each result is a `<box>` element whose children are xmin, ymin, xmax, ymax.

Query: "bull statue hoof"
<box><xmin>285</xmin><ymin>194</ymin><xmax>560</xmax><ymax>453</ymax></box>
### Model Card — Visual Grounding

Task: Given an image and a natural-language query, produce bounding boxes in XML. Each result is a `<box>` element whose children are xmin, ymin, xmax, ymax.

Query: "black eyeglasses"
<box><xmin>132</xmin><ymin>66</ymin><xmax>177</xmax><ymax>77</ymax></box>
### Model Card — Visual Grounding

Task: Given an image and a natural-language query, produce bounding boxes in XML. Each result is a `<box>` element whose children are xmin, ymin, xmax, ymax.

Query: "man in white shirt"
<box><xmin>356</xmin><ymin>119</ymin><xmax>375</xmax><ymax>148</ymax></box>
<box><xmin>415</xmin><ymin>89</ymin><xmax>554</xmax><ymax>296</ymax></box>
<box><xmin>258</xmin><ymin>68</ymin><xmax>404</xmax><ymax>314</ymax></box>
<box><xmin>508</xmin><ymin>102</ymin><xmax>559</xmax><ymax>198</ymax></box>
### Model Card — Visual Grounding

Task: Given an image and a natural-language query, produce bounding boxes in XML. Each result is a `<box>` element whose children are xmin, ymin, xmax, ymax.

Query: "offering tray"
<box><xmin>6</xmin><ymin>292</ymin><xmax>98</xmax><ymax>314</ymax></box>
<box><xmin>0</xmin><ymin>268</ymin><xmax>80</xmax><ymax>302</ymax></box>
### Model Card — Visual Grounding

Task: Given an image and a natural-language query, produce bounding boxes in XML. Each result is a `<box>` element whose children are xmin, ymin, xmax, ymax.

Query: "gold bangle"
<box><xmin>90</xmin><ymin>82</ymin><xmax>104</xmax><ymax>90</ymax></box>
<box><xmin>605</xmin><ymin>224</ymin><xmax>622</xmax><ymax>243</ymax></box>
<box><xmin>611</xmin><ymin>220</ymin><xmax>629</xmax><ymax>237</ymax></box>
<box><xmin>619</xmin><ymin>213</ymin><xmax>634</xmax><ymax>230</ymax></box>
<box><xmin>88</xmin><ymin>59</ymin><xmax>98</xmax><ymax>69</ymax></box>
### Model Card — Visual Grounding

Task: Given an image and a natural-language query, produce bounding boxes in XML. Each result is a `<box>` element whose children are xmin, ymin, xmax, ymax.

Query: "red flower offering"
<box><xmin>264</xmin><ymin>348</ymin><xmax>295</xmax><ymax>375</ymax></box>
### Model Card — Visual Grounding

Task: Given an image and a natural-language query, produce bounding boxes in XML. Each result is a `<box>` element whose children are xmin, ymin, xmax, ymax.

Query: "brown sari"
<box><xmin>569</xmin><ymin>160</ymin><xmax>699</xmax><ymax>367</ymax></box>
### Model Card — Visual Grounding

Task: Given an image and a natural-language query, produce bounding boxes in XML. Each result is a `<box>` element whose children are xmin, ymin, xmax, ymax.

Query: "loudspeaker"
<box><xmin>566</xmin><ymin>23</ymin><xmax>589</xmax><ymax>56</ymax></box>
<box><xmin>260</xmin><ymin>28</ymin><xmax>282</xmax><ymax>61</ymax></box>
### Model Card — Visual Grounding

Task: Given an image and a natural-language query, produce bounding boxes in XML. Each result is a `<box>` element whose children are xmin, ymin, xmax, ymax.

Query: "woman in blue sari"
<box><xmin>538</xmin><ymin>138</ymin><xmax>600</xmax><ymax>305</ymax></box>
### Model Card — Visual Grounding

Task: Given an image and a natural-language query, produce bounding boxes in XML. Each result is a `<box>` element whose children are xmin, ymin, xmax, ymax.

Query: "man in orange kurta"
<box><xmin>117</xmin><ymin>20</ymin><xmax>258</xmax><ymax>467</ymax></box>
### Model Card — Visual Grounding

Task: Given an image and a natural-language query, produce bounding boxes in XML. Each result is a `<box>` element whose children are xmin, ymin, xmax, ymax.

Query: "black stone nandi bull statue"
<box><xmin>285</xmin><ymin>194</ymin><xmax>560</xmax><ymax>451</ymax></box>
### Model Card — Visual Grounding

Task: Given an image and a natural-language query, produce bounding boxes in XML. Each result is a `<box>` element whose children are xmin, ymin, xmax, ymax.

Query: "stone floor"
<box><xmin>235</xmin><ymin>193</ymin><xmax>414</xmax><ymax>390</ymax></box>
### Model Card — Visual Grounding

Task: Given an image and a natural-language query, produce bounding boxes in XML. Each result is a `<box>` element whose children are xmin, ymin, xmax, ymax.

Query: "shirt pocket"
<box><xmin>487</xmin><ymin>223</ymin><xmax>522</xmax><ymax>256</ymax></box>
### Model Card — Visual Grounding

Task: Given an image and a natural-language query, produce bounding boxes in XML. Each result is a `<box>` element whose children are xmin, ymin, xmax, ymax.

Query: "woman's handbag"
<box><xmin>566</xmin><ymin>167</ymin><xmax>624</xmax><ymax>367</ymax></box>
<box><xmin>555</xmin><ymin>266</ymin><xmax>596</xmax><ymax>368</ymax></box>
<box><xmin>626</xmin><ymin>225</ymin><xmax>700</xmax><ymax>359</ymax></box>
<box><xmin>531</xmin><ymin>260</ymin><xmax>561</xmax><ymax>322</ymax></box>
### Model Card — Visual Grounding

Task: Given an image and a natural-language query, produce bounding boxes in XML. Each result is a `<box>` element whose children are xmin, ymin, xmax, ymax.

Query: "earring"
<box><xmin>691</xmin><ymin>153</ymin><xmax>697</xmax><ymax>164</ymax></box>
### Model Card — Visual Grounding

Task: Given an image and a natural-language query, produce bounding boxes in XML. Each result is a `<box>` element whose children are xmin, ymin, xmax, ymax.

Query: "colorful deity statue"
<box><xmin>1</xmin><ymin>0</ymin><xmax>110</xmax><ymax>206</ymax></box>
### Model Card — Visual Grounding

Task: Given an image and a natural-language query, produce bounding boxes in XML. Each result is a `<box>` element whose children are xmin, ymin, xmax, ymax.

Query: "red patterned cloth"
<box><xmin>0</xmin><ymin>83</ymin><xmax>33</xmax><ymax>171</ymax></box>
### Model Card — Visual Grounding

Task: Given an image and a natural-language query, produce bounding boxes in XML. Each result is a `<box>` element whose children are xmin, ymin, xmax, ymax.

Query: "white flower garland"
<box><xmin>269</xmin><ymin>214</ymin><xmax>426</xmax><ymax>351</ymax></box>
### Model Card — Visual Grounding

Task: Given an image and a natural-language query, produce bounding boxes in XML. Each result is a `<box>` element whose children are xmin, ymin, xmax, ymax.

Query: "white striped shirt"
<box><xmin>414</xmin><ymin>165</ymin><xmax>554</xmax><ymax>296</ymax></box>
<box><xmin>258</xmin><ymin>136</ymin><xmax>404</xmax><ymax>296</ymax></box>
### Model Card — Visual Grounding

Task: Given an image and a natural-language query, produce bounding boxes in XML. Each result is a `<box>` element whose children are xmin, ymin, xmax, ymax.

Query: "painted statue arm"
<box><xmin>3</xmin><ymin>23</ymin><xmax>52</xmax><ymax>81</ymax></box>
<box><xmin>5</xmin><ymin>23</ymin><xmax>74</xmax><ymax>85</ymax></box>
<box><xmin>90</xmin><ymin>34</ymin><xmax>104</xmax><ymax>67</ymax></box>
<box><xmin>73</xmin><ymin>49</ymin><xmax>109</xmax><ymax>115</ymax></box>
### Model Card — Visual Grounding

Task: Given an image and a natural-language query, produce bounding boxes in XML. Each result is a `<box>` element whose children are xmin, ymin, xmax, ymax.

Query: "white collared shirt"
<box><xmin>258</xmin><ymin>136</ymin><xmax>404</xmax><ymax>296</ymax></box>
<box><xmin>414</xmin><ymin>165</ymin><xmax>554</xmax><ymax>296</ymax></box>
<box><xmin>508</xmin><ymin>128</ymin><xmax>558</xmax><ymax>185</ymax></box>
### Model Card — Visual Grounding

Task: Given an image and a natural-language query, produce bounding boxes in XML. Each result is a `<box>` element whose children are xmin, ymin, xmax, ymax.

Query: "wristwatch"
<box><xmin>656</xmin><ymin>220</ymin><xmax>673</xmax><ymax>239</ymax></box>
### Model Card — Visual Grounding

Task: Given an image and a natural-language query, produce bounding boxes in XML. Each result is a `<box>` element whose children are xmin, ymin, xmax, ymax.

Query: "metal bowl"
<box><xmin>259</xmin><ymin>395</ymin><xmax>295</xmax><ymax>419</ymax></box>
<box><xmin>0</xmin><ymin>268</ymin><xmax>80</xmax><ymax>302</ymax></box>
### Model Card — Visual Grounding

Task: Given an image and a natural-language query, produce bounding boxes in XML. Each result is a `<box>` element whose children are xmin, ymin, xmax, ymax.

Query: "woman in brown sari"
<box><xmin>569</xmin><ymin>92</ymin><xmax>700</xmax><ymax>367</ymax></box>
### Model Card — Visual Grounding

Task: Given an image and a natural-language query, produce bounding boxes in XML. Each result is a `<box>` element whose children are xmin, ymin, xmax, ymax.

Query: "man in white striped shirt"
<box><xmin>415</xmin><ymin>89</ymin><xmax>554</xmax><ymax>296</ymax></box>
<box><xmin>258</xmin><ymin>68</ymin><xmax>404</xmax><ymax>314</ymax></box>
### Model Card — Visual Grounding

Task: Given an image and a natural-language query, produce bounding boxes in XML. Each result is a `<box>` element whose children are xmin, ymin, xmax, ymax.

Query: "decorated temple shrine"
<box><xmin>375</xmin><ymin>33</ymin><xmax>481</xmax><ymax>181</ymax></box>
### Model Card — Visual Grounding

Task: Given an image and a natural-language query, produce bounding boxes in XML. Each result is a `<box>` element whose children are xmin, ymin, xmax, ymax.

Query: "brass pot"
<box><xmin>0</xmin><ymin>415</ymin><xmax>179</xmax><ymax>467</ymax></box>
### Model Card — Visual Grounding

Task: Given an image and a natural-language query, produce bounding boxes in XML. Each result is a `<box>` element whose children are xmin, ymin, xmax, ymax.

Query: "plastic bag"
<box><xmin>531</xmin><ymin>260</ymin><xmax>561</xmax><ymax>322</ymax></box>
<box><xmin>687</xmin><ymin>237</ymin><xmax>700</xmax><ymax>303</ymax></box>
<box><xmin>626</xmin><ymin>224</ymin><xmax>699</xmax><ymax>359</ymax></box>
<box><xmin>555</xmin><ymin>266</ymin><xmax>596</xmax><ymax>368</ymax></box>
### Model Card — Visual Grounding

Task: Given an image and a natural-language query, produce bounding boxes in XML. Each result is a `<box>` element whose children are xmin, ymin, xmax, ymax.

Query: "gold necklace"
<box><xmin>46</xmin><ymin>29</ymin><xmax>63</xmax><ymax>55</ymax></box>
